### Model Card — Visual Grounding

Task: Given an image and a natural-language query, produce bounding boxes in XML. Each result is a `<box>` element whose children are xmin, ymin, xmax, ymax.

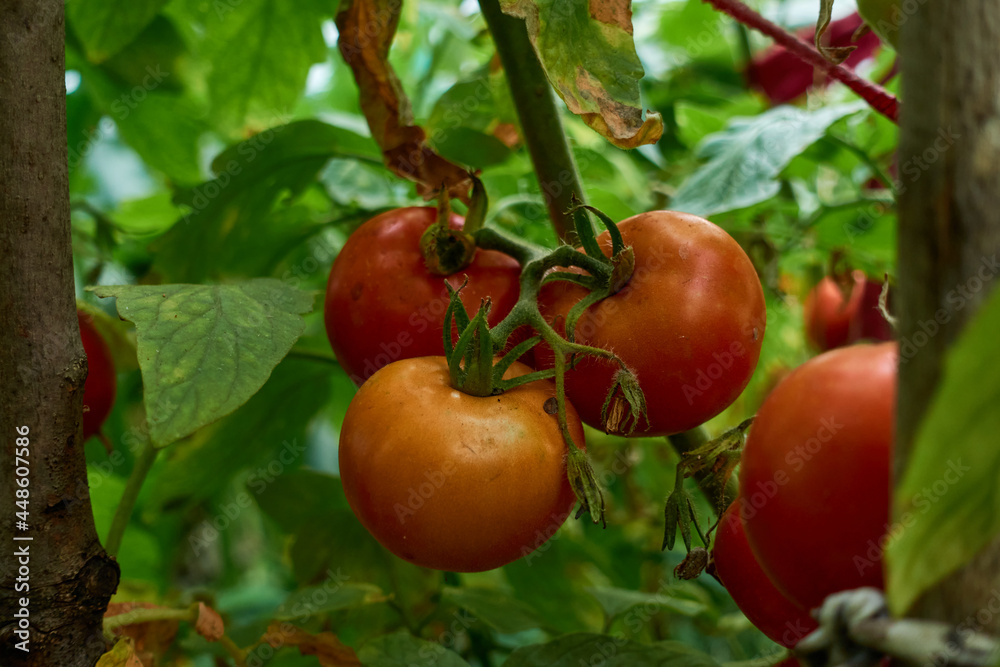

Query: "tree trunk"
<box><xmin>896</xmin><ymin>0</ymin><xmax>1000</xmax><ymax>631</ymax></box>
<box><xmin>0</xmin><ymin>2</ymin><xmax>120</xmax><ymax>665</ymax></box>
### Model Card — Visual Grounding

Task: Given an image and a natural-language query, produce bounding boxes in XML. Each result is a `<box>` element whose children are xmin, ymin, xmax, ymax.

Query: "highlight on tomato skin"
<box><xmin>738</xmin><ymin>342</ymin><xmax>897</xmax><ymax>612</ymax></box>
<box><xmin>323</xmin><ymin>206</ymin><xmax>522</xmax><ymax>386</ymax></box>
<box><xmin>337</xmin><ymin>356</ymin><xmax>583</xmax><ymax>573</ymax></box>
<box><xmin>78</xmin><ymin>310</ymin><xmax>117</xmax><ymax>441</ymax></box>
<box><xmin>712</xmin><ymin>502</ymin><xmax>817</xmax><ymax>648</ymax></box>
<box><xmin>536</xmin><ymin>210</ymin><xmax>766</xmax><ymax>437</ymax></box>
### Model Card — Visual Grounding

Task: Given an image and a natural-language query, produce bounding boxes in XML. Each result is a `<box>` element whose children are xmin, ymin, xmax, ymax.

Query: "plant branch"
<box><xmin>703</xmin><ymin>0</ymin><xmax>899</xmax><ymax>123</ymax></box>
<box><xmin>105</xmin><ymin>440</ymin><xmax>159</xmax><ymax>557</ymax></box>
<box><xmin>668</xmin><ymin>426</ymin><xmax>739</xmax><ymax>514</ymax></box>
<box><xmin>477</xmin><ymin>0</ymin><xmax>587</xmax><ymax>241</ymax></box>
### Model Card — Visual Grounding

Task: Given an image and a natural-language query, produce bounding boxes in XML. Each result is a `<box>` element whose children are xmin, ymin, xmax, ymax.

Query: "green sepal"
<box><xmin>600</xmin><ymin>368</ymin><xmax>649</xmax><ymax>435</ymax></box>
<box><xmin>566</xmin><ymin>446</ymin><xmax>606</xmax><ymax>527</ymax></box>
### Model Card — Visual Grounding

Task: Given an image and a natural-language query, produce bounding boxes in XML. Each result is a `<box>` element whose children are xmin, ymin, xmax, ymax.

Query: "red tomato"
<box><xmin>324</xmin><ymin>207</ymin><xmax>522</xmax><ymax>385</ymax></box>
<box><xmin>536</xmin><ymin>211</ymin><xmax>766</xmax><ymax>436</ymax></box>
<box><xmin>78</xmin><ymin>311</ymin><xmax>117</xmax><ymax>440</ymax></box>
<box><xmin>804</xmin><ymin>271</ymin><xmax>893</xmax><ymax>350</ymax></box>
<box><xmin>739</xmin><ymin>343</ymin><xmax>896</xmax><ymax>611</ymax></box>
<box><xmin>338</xmin><ymin>357</ymin><xmax>582</xmax><ymax>572</ymax></box>
<box><xmin>747</xmin><ymin>13</ymin><xmax>882</xmax><ymax>105</ymax></box>
<box><xmin>713</xmin><ymin>502</ymin><xmax>817</xmax><ymax>647</ymax></box>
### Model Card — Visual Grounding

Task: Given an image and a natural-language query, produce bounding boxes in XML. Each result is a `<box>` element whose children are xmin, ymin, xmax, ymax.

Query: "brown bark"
<box><xmin>0</xmin><ymin>1</ymin><xmax>120</xmax><ymax>665</ymax></box>
<box><xmin>896</xmin><ymin>0</ymin><xmax>1000</xmax><ymax>631</ymax></box>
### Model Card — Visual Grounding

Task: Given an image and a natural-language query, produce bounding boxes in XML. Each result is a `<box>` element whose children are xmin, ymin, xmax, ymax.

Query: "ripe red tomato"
<box><xmin>338</xmin><ymin>356</ymin><xmax>583</xmax><ymax>572</ymax></box>
<box><xmin>536</xmin><ymin>211</ymin><xmax>766</xmax><ymax>436</ymax></box>
<box><xmin>804</xmin><ymin>271</ymin><xmax>893</xmax><ymax>350</ymax></box>
<box><xmin>324</xmin><ymin>207</ymin><xmax>522</xmax><ymax>385</ymax></box>
<box><xmin>713</xmin><ymin>502</ymin><xmax>817</xmax><ymax>647</ymax></box>
<box><xmin>739</xmin><ymin>342</ymin><xmax>896</xmax><ymax>611</ymax></box>
<box><xmin>78</xmin><ymin>310</ymin><xmax>117</xmax><ymax>440</ymax></box>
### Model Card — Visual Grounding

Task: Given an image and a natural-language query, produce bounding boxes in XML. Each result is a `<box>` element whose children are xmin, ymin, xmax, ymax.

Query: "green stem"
<box><xmin>105</xmin><ymin>439</ymin><xmax>158</xmax><ymax>557</ymax></box>
<box><xmin>477</xmin><ymin>0</ymin><xmax>587</xmax><ymax>242</ymax></box>
<box><xmin>667</xmin><ymin>427</ymin><xmax>738</xmax><ymax>514</ymax></box>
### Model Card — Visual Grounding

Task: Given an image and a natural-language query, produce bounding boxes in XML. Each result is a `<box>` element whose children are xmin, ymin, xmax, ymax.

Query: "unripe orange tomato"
<box><xmin>338</xmin><ymin>357</ymin><xmax>582</xmax><ymax>572</ymax></box>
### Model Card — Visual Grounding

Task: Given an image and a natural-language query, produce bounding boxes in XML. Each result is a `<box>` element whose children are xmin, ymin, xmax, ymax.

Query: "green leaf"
<box><xmin>671</xmin><ymin>103</ymin><xmax>866</xmax><ymax>217</ymax></box>
<box><xmin>92</xmin><ymin>280</ymin><xmax>314</xmax><ymax>446</ymax></box>
<box><xmin>499</xmin><ymin>0</ymin><xmax>662</xmax><ymax>148</ymax></box>
<box><xmin>430</xmin><ymin>127</ymin><xmax>513</xmax><ymax>170</ymax></box>
<box><xmin>202</xmin><ymin>0</ymin><xmax>331</xmax><ymax>127</ymax></box>
<box><xmin>114</xmin><ymin>93</ymin><xmax>205</xmax><ymax>184</ymax></box>
<box><xmin>585</xmin><ymin>586</ymin><xmax>707</xmax><ymax>623</ymax></box>
<box><xmin>357</xmin><ymin>630</ymin><xmax>469</xmax><ymax>667</ymax></box>
<box><xmin>505</xmin><ymin>633</ymin><xmax>721</xmax><ymax>666</ymax></box>
<box><xmin>255</xmin><ymin>469</ymin><xmax>349</xmax><ymax>534</ymax></box>
<box><xmin>147</xmin><ymin>357</ymin><xmax>335</xmax><ymax>511</ymax></box>
<box><xmin>887</xmin><ymin>276</ymin><xmax>1000</xmax><ymax>615</ymax></box>
<box><xmin>111</xmin><ymin>191</ymin><xmax>186</xmax><ymax>237</ymax></box>
<box><xmin>273</xmin><ymin>583</ymin><xmax>388</xmax><ymax>621</ymax></box>
<box><xmin>67</xmin><ymin>0</ymin><xmax>171</xmax><ymax>63</ymax></box>
<box><xmin>441</xmin><ymin>586</ymin><xmax>544</xmax><ymax>634</ymax></box>
<box><xmin>152</xmin><ymin>120</ymin><xmax>379</xmax><ymax>282</ymax></box>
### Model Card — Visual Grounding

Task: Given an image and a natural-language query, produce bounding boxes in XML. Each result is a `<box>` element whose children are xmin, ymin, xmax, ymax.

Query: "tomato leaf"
<box><xmin>335</xmin><ymin>0</ymin><xmax>473</xmax><ymax>202</ymax></box>
<box><xmin>441</xmin><ymin>586</ymin><xmax>544</xmax><ymax>634</ymax></box>
<box><xmin>199</xmin><ymin>0</ymin><xmax>331</xmax><ymax>127</ymax></box>
<box><xmin>273</xmin><ymin>583</ymin><xmax>388</xmax><ymax>621</ymax></box>
<box><xmin>505</xmin><ymin>632</ymin><xmax>721</xmax><ymax>666</ymax></box>
<box><xmin>585</xmin><ymin>586</ymin><xmax>708</xmax><ymax>622</ymax></box>
<box><xmin>357</xmin><ymin>629</ymin><xmax>469</xmax><ymax>667</ymax></box>
<box><xmin>92</xmin><ymin>280</ymin><xmax>314</xmax><ymax>447</ymax></box>
<box><xmin>886</xmin><ymin>280</ymin><xmax>1000</xmax><ymax>615</ymax></box>
<box><xmin>67</xmin><ymin>0</ymin><xmax>170</xmax><ymax>63</ymax></box>
<box><xmin>498</xmin><ymin>0</ymin><xmax>662</xmax><ymax>149</ymax></box>
<box><xmin>255</xmin><ymin>469</ymin><xmax>350</xmax><ymax>534</ymax></box>
<box><xmin>670</xmin><ymin>103</ymin><xmax>866</xmax><ymax>217</ymax></box>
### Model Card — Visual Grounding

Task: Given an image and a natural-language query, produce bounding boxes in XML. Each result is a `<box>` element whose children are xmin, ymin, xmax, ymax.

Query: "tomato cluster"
<box><xmin>78</xmin><ymin>310</ymin><xmax>117</xmax><ymax>441</ymax></box>
<box><xmin>738</xmin><ymin>342</ymin><xmax>896</xmax><ymax>611</ymax></box>
<box><xmin>328</xmin><ymin>206</ymin><xmax>767</xmax><ymax>572</ymax></box>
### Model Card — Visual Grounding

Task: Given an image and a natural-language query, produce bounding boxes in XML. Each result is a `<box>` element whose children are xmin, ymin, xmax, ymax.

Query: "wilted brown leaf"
<box><xmin>263</xmin><ymin>621</ymin><xmax>361</xmax><ymax>666</ymax></box>
<box><xmin>194</xmin><ymin>602</ymin><xmax>225</xmax><ymax>642</ymax></box>
<box><xmin>335</xmin><ymin>0</ymin><xmax>472</xmax><ymax>202</ymax></box>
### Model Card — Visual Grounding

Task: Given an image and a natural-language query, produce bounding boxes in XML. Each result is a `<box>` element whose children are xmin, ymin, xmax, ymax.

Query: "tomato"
<box><xmin>739</xmin><ymin>342</ymin><xmax>896</xmax><ymax>611</ymax></box>
<box><xmin>747</xmin><ymin>13</ymin><xmax>881</xmax><ymax>105</ymax></box>
<box><xmin>804</xmin><ymin>271</ymin><xmax>893</xmax><ymax>351</ymax></box>
<box><xmin>338</xmin><ymin>356</ymin><xmax>582</xmax><ymax>572</ymax></box>
<box><xmin>536</xmin><ymin>211</ymin><xmax>766</xmax><ymax>436</ymax></box>
<box><xmin>78</xmin><ymin>310</ymin><xmax>117</xmax><ymax>440</ymax></box>
<box><xmin>324</xmin><ymin>207</ymin><xmax>522</xmax><ymax>385</ymax></box>
<box><xmin>713</xmin><ymin>502</ymin><xmax>817</xmax><ymax>647</ymax></box>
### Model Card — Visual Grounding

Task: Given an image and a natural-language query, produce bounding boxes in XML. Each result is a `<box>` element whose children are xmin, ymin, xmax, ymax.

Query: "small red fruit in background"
<box><xmin>804</xmin><ymin>270</ymin><xmax>893</xmax><ymax>351</ymax></box>
<box><xmin>78</xmin><ymin>310</ymin><xmax>117</xmax><ymax>440</ymax></box>
<box><xmin>747</xmin><ymin>13</ymin><xmax>882</xmax><ymax>105</ymax></box>
<box><xmin>713</xmin><ymin>502</ymin><xmax>817</xmax><ymax>647</ymax></box>
<box><xmin>739</xmin><ymin>342</ymin><xmax>896</xmax><ymax>611</ymax></box>
<box><xmin>324</xmin><ymin>207</ymin><xmax>522</xmax><ymax>385</ymax></box>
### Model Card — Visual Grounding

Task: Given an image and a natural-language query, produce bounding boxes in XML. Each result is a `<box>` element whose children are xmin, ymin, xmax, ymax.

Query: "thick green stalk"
<box><xmin>477</xmin><ymin>0</ymin><xmax>586</xmax><ymax>241</ymax></box>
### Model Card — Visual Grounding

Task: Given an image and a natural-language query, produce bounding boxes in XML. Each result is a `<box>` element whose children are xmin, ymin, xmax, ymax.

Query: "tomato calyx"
<box><xmin>662</xmin><ymin>418</ymin><xmax>753</xmax><ymax>555</ymax></box>
<box><xmin>420</xmin><ymin>196</ymin><xmax>477</xmax><ymax>276</ymax></box>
